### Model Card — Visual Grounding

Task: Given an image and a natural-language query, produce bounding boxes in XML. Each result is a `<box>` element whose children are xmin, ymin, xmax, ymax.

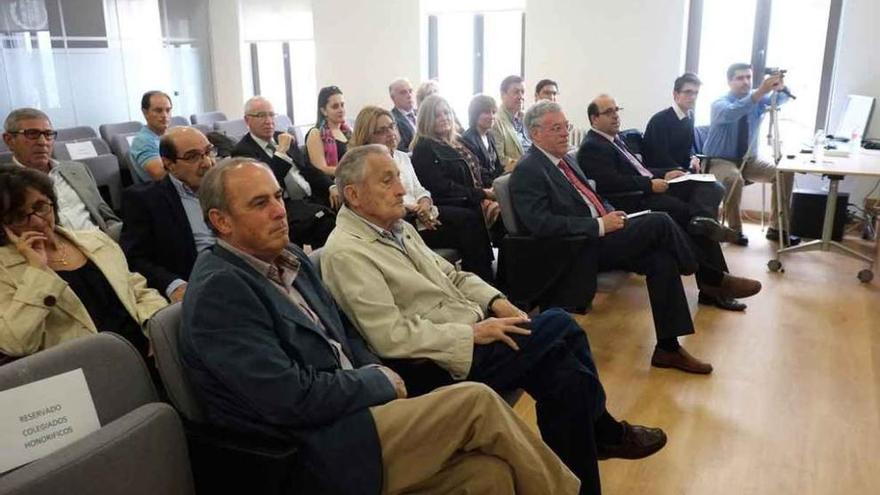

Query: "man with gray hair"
<box><xmin>2</xmin><ymin>107</ymin><xmax>121</xmax><ymax>240</ymax></box>
<box><xmin>322</xmin><ymin>144</ymin><xmax>668</xmax><ymax>494</ymax></box>
<box><xmin>181</xmin><ymin>156</ymin><xmax>581</xmax><ymax>495</ymax></box>
<box><xmin>232</xmin><ymin>95</ymin><xmax>336</xmax><ymax>248</ymax></box>
<box><xmin>512</xmin><ymin>100</ymin><xmax>760</xmax><ymax>374</ymax></box>
<box><xmin>389</xmin><ymin>78</ymin><xmax>417</xmax><ymax>151</ymax></box>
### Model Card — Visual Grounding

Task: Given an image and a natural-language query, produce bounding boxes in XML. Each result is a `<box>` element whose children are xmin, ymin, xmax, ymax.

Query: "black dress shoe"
<box><xmin>687</xmin><ymin>217</ymin><xmax>739</xmax><ymax>243</ymax></box>
<box><xmin>596</xmin><ymin>421</ymin><xmax>668</xmax><ymax>460</ymax></box>
<box><xmin>698</xmin><ymin>291</ymin><xmax>747</xmax><ymax>311</ymax></box>
<box><xmin>765</xmin><ymin>228</ymin><xmax>801</xmax><ymax>246</ymax></box>
<box><xmin>732</xmin><ymin>231</ymin><xmax>749</xmax><ymax>246</ymax></box>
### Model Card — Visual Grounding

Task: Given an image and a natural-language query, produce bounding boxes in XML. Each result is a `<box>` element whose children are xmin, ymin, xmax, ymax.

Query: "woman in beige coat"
<box><xmin>0</xmin><ymin>165</ymin><xmax>167</xmax><ymax>360</ymax></box>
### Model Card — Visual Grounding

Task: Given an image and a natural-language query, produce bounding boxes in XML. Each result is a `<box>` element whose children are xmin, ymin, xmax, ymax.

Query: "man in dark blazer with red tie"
<box><xmin>511</xmin><ymin>101</ymin><xmax>761</xmax><ymax>374</ymax></box>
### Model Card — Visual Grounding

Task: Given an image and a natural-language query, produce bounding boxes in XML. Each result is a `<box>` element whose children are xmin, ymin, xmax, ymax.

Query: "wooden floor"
<box><xmin>512</xmin><ymin>223</ymin><xmax>880</xmax><ymax>494</ymax></box>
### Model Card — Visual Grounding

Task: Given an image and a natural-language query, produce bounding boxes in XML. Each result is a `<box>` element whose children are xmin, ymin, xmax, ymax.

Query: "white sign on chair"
<box><xmin>0</xmin><ymin>369</ymin><xmax>100</xmax><ymax>473</ymax></box>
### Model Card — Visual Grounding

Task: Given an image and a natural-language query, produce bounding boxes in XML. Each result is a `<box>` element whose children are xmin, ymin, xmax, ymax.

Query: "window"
<box><xmin>686</xmin><ymin>0</ymin><xmax>842</xmax><ymax>146</ymax></box>
<box><xmin>241</xmin><ymin>3</ymin><xmax>316</xmax><ymax>126</ymax></box>
<box><xmin>426</xmin><ymin>1</ymin><xmax>524</xmax><ymax>124</ymax></box>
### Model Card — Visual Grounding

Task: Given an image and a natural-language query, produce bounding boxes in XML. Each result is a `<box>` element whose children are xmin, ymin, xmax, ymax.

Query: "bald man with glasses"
<box><xmin>120</xmin><ymin>126</ymin><xmax>218</xmax><ymax>302</ymax></box>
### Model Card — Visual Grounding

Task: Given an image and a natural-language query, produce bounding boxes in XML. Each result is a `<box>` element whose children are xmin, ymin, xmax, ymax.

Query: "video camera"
<box><xmin>764</xmin><ymin>67</ymin><xmax>787</xmax><ymax>76</ymax></box>
<box><xmin>763</xmin><ymin>67</ymin><xmax>794</xmax><ymax>99</ymax></box>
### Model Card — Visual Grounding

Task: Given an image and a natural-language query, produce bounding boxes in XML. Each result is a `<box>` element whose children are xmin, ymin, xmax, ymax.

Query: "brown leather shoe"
<box><xmin>700</xmin><ymin>274</ymin><xmax>762</xmax><ymax>300</ymax></box>
<box><xmin>596</xmin><ymin>421</ymin><xmax>668</xmax><ymax>460</ymax></box>
<box><xmin>651</xmin><ymin>347</ymin><xmax>713</xmax><ymax>374</ymax></box>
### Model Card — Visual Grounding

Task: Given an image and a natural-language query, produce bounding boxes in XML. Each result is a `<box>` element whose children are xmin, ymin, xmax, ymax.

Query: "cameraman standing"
<box><xmin>703</xmin><ymin>63</ymin><xmax>798</xmax><ymax>246</ymax></box>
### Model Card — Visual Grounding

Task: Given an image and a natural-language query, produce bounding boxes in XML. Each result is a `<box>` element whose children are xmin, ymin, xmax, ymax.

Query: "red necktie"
<box><xmin>557</xmin><ymin>158</ymin><xmax>607</xmax><ymax>216</ymax></box>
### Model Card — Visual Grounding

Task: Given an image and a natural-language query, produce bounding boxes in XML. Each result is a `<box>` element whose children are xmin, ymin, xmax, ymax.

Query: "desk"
<box><xmin>769</xmin><ymin>150</ymin><xmax>880</xmax><ymax>282</ymax></box>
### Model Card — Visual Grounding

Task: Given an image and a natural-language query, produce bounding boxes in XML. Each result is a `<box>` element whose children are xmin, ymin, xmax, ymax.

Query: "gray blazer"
<box><xmin>55</xmin><ymin>160</ymin><xmax>122</xmax><ymax>240</ymax></box>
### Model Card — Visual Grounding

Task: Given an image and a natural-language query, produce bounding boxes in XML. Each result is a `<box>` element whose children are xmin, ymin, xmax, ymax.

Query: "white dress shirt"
<box><xmin>249</xmin><ymin>133</ymin><xmax>312</xmax><ymax>198</ymax></box>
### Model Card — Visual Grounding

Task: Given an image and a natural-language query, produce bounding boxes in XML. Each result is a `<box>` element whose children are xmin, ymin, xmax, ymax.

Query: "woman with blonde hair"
<box><xmin>352</xmin><ymin>106</ymin><xmax>495</xmax><ymax>282</ymax></box>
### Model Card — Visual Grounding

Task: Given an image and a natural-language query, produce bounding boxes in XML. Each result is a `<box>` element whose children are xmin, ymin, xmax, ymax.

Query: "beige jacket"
<box><xmin>490</xmin><ymin>107</ymin><xmax>525</xmax><ymax>170</ymax></box>
<box><xmin>0</xmin><ymin>228</ymin><xmax>168</xmax><ymax>357</ymax></box>
<box><xmin>321</xmin><ymin>207</ymin><xmax>501</xmax><ymax>379</ymax></box>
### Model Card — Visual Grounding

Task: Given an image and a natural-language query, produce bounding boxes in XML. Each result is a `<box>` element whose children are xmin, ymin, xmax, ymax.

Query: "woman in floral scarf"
<box><xmin>305</xmin><ymin>85</ymin><xmax>351</xmax><ymax>176</ymax></box>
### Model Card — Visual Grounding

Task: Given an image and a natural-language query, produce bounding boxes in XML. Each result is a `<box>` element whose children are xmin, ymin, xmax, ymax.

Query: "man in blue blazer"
<box><xmin>121</xmin><ymin>127</ymin><xmax>217</xmax><ymax>302</ymax></box>
<box><xmin>511</xmin><ymin>101</ymin><xmax>761</xmax><ymax>374</ymax></box>
<box><xmin>179</xmin><ymin>157</ymin><xmax>581</xmax><ymax>495</ymax></box>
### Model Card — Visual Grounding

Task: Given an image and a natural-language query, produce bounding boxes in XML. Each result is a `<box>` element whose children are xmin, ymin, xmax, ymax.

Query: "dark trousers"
<box><xmin>638</xmin><ymin>181</ymin><xmax>727</xmax><ymax>287</ymax></box>
<box><xmin>467</xmin><ymin>308</ymin><xmax>604</xmax><ymax>495</ymax></box>
<box><xmin>285</xmin><ymin>198</ymin><xmax>336</xmax><ymax>249</ymax></box>
<box><xmin>418</xmin><ymin>205</ymin><xmax>495</xmax><ymax>283</ymax></box>
<box><xmin>596</xmin><ymin>213</ymin><xmax>697</xmax><ymax>340</ymax></box>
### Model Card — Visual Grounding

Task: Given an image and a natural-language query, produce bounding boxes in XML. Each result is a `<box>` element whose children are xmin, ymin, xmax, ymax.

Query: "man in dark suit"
<box><xmin>233</xmin><ymin>96</ymin><xmax>336</xmax><ymax>248</ymax></box>
<box><xmin>3</xmin><ymin>107</ymin><xmax>122</xmax><ymax>240</ymax></box>
<box><xmin>121</xmin><ymin>127</ymin><xmax>217</xmax><ymax>302</ymax></box>
<box><xmin>389</xmin><ymin>78</ymin><xmax>417</xmax><ymax>151</ymax></box>
<box><xmin>511</xmin><ymin>101</ymin><xmax>761</xmax><ymax>373</ymax></box>
<box><xmin>578</xmin><ymin>94</ymin><xmax>753</xmax><ymax>311</ymax></box>
<box><xmin>180</xmin><ymin>157</ymin><xmax>581</xmax><ymax>495</ymax></box>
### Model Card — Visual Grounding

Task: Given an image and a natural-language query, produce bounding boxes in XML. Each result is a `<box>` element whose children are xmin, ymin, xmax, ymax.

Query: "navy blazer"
<box><xmin>391</xmin><ymin>107</ymin><xmax>416</xmax><ymax>152</ymax></box>
<box><xmin>461</xmin><ymin>127</ymin><xmax>505</xmax><ymax>188</ymax></box>
<box><xmin>233</xmin><ymin>132</ymin><xmax>333</xmax><ymax>206</ymax></box>
<box><xmin>576</xmin><ymin>129</ymin><xmax>676</xmax><ymax>195</ymax></box>
<box><xmin>510</xmin><ymin>147</ymin><xmax>612</xmax><ymax>240</ymax></box>
<box><xmin>120</xmin><ymin>176</ymin><xmax>199</xmax><ymax>293</ymax></box>
<box><xmin>180</xmin><ymin>244</ymin><xmax>396</xmax><ymax>495</ymax></box>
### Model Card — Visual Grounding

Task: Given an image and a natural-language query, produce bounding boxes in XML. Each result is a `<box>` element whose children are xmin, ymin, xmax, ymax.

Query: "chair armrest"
<box><xmin>183</xmin><ymin>420</ymin><xmax>299</xmax><ymax>461</ymax></box>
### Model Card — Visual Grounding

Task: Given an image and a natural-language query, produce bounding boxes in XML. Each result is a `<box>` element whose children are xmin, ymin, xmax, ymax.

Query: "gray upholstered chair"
<box><xmin>0</xmin><ymin>333</ymin><xmax>194</xmax><ymax>495</ymax></box>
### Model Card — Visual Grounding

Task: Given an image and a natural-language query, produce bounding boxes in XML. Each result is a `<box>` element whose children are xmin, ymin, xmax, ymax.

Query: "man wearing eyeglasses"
<box><xmin>2</xmin><ymin>108</ymin><xmax>122</xmax><ymax>240</ymax></box>
<box><xmin>232</xmin><ymin>96</ymin><xmax>336</xmax><ymax>249</ymax></box>
<box><xmin>578</xmin><ymin>94</ymin><xmax>759</xmax><ymax>312</ymax></box>
<box><xmin>643</xmin><ymin>73</ymin><xmax>703</xmax><ymax>176</ymax></box>
<box><xmin>120</xmin><ymin>127</ymin><xmax>217</xmax><ymax>302</ymax></box>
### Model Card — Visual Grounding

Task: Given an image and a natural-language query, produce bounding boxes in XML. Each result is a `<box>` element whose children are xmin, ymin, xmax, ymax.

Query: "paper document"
<box><xmin>0</xmin><ymin>369</ymin><xmax>100</xmax><ymax>473</ymax></box>
<box><xmin>65</xmin><ymin>141</ymin><xmax>98</xmax><ymax>160</ymax></box>
<box><xmin>625</xmin><ymin>210</ymin><xmax>651</xmax><ymax>219</ymax></box>
<box><xmin>667</xmin><ymin>173</ymin><xmax>716</xmax><ymax>184</ymax></box>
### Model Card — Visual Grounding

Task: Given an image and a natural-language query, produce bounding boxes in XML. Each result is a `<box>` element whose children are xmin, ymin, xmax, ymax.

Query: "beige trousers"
<box><xmin>709</xmin><ymin>157</ymin><xmax>794</xmax><ymax>231</ymax></box>
<box><xmin>371</xmin><ymin>382</ymin><xmax>581</xmax><ymax>495</ymax></box>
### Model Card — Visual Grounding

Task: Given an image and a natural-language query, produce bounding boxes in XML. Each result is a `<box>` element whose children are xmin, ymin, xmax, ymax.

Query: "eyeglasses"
<box><xmin>541</xmin><ymin>122</ymin><xmax>574</xmax><ymax>134</ymax></box>
<box><xmin>9</xmin><ymin>129</ymin><xmax>58</xmax><ymax>140</ymax></box>
<box><xmin>176</xmin><ymin>145</ymin><xmax>217</xmax><ymax>164</ymax></box>
<box><xmin>677</xmin><ymin>90</ymin><xmax>699</xmax><ymax>96</ymax></box>
<box><xmin>246</xmin><ymin>111</ymin><xmax>276</xmax><ymax>119</ymax></box>
<box><xmin>597</xmin><ymin>107</ymin><xmax>623</xmax><ymax>116</ymax></box>
<box><xmin>372</xmin><ymin>122</ymin><xmax>398</xmax><ymax>136</ymax></box>
<box><xmin>10</xmin><ymin>201</ymin><xmax>54</xmax><ymax>225</ymax></box>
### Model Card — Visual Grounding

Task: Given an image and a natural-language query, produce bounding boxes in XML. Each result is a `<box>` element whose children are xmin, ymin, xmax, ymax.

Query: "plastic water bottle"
<box><xmin>812</xmin><ymin>130</ymin><xmax>825</xmax><ymax>162</ymax></box>
<box><xmin>850</xmin><ymin>128</ymin><xmax>862</xmax><ymax>155</ymax></box>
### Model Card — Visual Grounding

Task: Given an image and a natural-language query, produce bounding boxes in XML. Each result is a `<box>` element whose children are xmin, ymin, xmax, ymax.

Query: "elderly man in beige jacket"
<box><xmin>321</xmin><ymin>144</ymin><xmax>669</xmax><ymax>494</ymax></box>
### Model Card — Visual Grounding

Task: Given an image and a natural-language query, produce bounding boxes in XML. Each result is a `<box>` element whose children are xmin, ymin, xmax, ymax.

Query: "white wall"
<box><xmin>312</xmin><ymin>0</ymin><xmax>422</xmax><ymax>120</ymax></box>
<box><xmin>524</xmin><ymin>0</ymin><xmax>689</xmax><ymax>131</ymax></box>
<box><xmin>207</xmin><ymin>0</ymin><xmax>247</xmax><ymax>117</ymax></box>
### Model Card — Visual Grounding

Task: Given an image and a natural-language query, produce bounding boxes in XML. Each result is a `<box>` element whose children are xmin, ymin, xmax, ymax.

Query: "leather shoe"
<box><xmin>732</xmin><ymin>231</ymin><xmax>749</xmax><ymax>246</ymax></box>
<box><xmin>698</xmin><ymin>291</ymin><xmax>747</xmax><ymax>311</ymax></box>
<box><xmin>687</xmin><ymin>217</ymin><xmax>739</xmax><ymax>243</ymax></box>
<box><xmin>765</xmin><ymin>228</ymin><xmax>801</xmax><ymax>246</ymax></box>
<box><xmin>596</xmin><ymin>421</ymin><xmax>667</xmax><ymax>460</ymax></box>
<box><xmin>699</xmin><ymin>273</ymin><xmax>761</xmax><ymax>300</ymax></box>
<box><xmin>651</xmin><ymin>347</ymin><xmax>713</xmax><ymax>374</ymax></box>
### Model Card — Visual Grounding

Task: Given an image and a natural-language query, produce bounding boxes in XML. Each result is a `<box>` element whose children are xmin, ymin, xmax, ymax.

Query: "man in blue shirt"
<box><xmin>704</xmin><ymin>63</ymin><xmax>798</xmax><ymax>245</ymax></box>
<box><xmin>129</xmin><ymin>90</ymin><xmax>172</xmax><ymax>182</ymax></box>
<box><xmin>121</xmin><ymin>126</ymin><xmax>216</xmax><ymax>302</ymax></box>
